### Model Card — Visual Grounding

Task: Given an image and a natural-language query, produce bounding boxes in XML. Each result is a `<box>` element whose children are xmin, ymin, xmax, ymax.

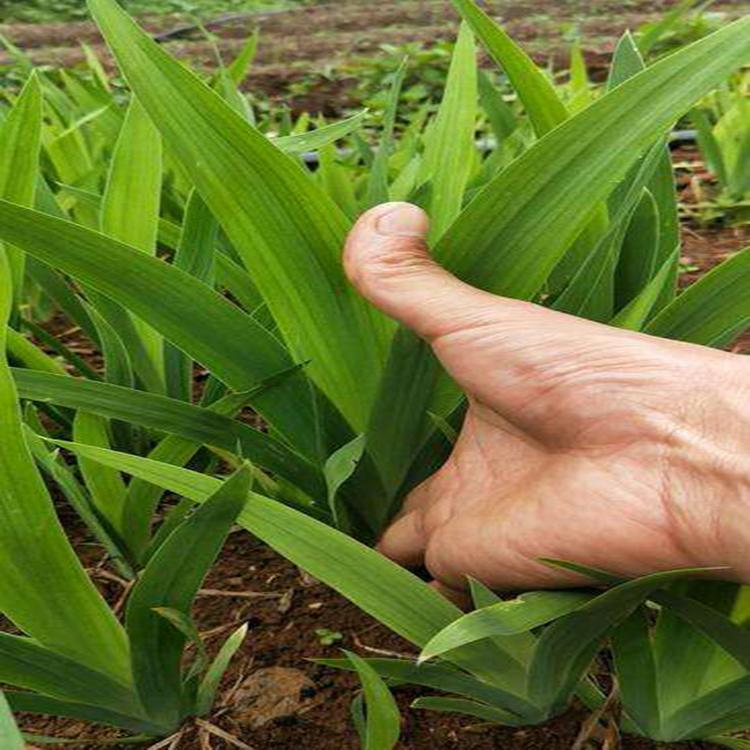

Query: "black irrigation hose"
<box><xmin>295</xmin><ymin>129</ymin><xmax>699</xmax><ymax>167</ymax></box>
<box><xmin>152</xmin><ymin>6</ymin><xmax>303</xmax><ymax>42</ymax></box>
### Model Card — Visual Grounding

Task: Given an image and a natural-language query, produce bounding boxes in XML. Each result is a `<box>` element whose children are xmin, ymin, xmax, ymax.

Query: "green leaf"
<box><xmin>23</xmin><ymin>422</ymin><xmax>133</xmax><ymax>578</ymax></box>
<box><xmin>324</xmin><ymin>433</ymin><xmax>366</xmax><ymax>527</ymax></box>
<box><xmin>637</xmin><ymin>0</ymin><xmax>705</xmax><ymax>56</ymax></box>
<box><xmin>611</xmin><ymin>609</ymin><xmax>661</xmax><ymax>738</ymax></box>
<box><xmin>611</xmin><ymin>248</ymin><xmax>680</xmax><ymax>331</ymax></box>
<box><xmin>345</xmin><ymin>651</ymin><xmax>401</xmax><ymax>750</ymax></box>
<box><xmin>608</xmin><ymin>31</ymin><xmax>680</xmax><ymax>316</ymax></box>
<box><xmin>419</xmin><ymin>591</ymin><xmax>593</xmax><ymax>664</ymax></box>
<box><xmin>100</xmin><ymin>95</ymin><xmax>164</xmax><ymax>389</ymax></box>
<box><xmin>477</xmin><ymin>71</ymin><xmax>517</xmax><ymax>143</ymax></box>
<box><xmin>662</xmin><ymin>675</ymin><xmax>750</xmax><ymax>740</ymax></box>
<box><xmin>0</xmin><ymin>199</ymin><xmax>320</xmax><ymax>458</ymax></box>
<box><xmin>126</xmin><ymin>466</ymin><xmax>249</xmax><ymax>729</ymax></box>
<box><xmin>89</xmin><ymin>0</ymin><xmax>391</xmax><ymax>431</ymax></box>
<box><xmin>226</xmin><ymin>30</ymin><xmax>259</xmax><ymax>85</ymax></box>
<box><xmin>163</xmin><ymin>189</ymin><xmax>215</xmax><ymax>402</ymax></box>
<box><xmin>101</xmin><ymin>96</ymin><xmax>161</xmax><ymax>257</ymax></box>
<box><xmin>5</xmin><ymin>691</ymin><xmax>160</xmax><ymax>735</ymax></box>
<box><xmin>652</xmin><ymin>589</ymin><xmax>750</xmax><ymax>671</ymax></box>
<box><xmin>0</xmin><ymin>690</ymin><xmax>24</xmax><ymax>750</ymax></box>
<box><xmin>152</xmin><ymin>606</ymin><xmax>207</xmax><ymax>677</ymax></box>
<box><xmin>41</xmin><ymin>443</ymin><xmax>524</xmax><ymax>690</ymax></box>
<box><xmin>0</xmin><ymin>632</ymin><xmax>139</xmax><ymax>716</ymax></box>
<box><xmin>528</xmin><ymin>568</ymin><xmax>710</xmax><ymax>715</ymax></box>
<box><xmin>318</xmin><ymin>657</ymin><xmax>534</xmax><ymax>718</ymax></box>
<box><xmin>449</xmin><ymin>0</ymin><xmax>568</xmax><ymax>136</ymax></box>
<box><xmin>712</xmin><ymin>737</ymin><xmax>750</xmax><ymax>750</ymax></box>
<box><xmin>15</xmin><ymin>369</ymin><xmax>323</xmax><ymax>497</ymax></box>
<box><xmin>411</xmin><ymin>696</ymin><xmax>520</xmax><ymax>724</ymax></box>
<box><xmin>651</xmin><ymin>581</ymin><xmax>744</xmax><ymax>726</ymax></box>
<box><xmin>0</xmin><ymin>247</ymin><xmax>129</xmax><ymax>682</ymax></box>
<box><xmin>365</xmin><ymin>57</ymin><xmax>407</xmax><ymax>208</ymax></box>
<box><xmin>73</xmin><ymin>410</ymin><xmax>128</xmax><ymax>535</ymax></box>
<box><xmin>440</xmin><ymin>15</ymin><xmax>750</xmax><ymax>299</ymax></box>
<box><xmin>0</xmin><ymin>72</ymin><xmax>42</xmax><ymax>323</ymax></box>
<box><xmin>692</xmin><ymin>108</ymin><xmax>731</xmax><ymax>189</ymax></box>
<box><xmin>421</xmin><ymin>22</ymin><xmax>477</xmax><ymax>242</ymax></box>
<box><xmin>274</xmin><ymin>110</ymin><xmax>368</xmax><ymax>155</ymax></box>
<box><xmin>196</xmin><ymin>624</ymin><xmax>248</xmax><ymax>716</ymax></box>
<box><xmin>615</xmin><ymin>188</ymin><xmax>661</xmax><ymax>310</ymax></box>
<box><xmin>647</xmin><ymin>246</ymin><xmax>750</xmax><ymax>346</ymax></box>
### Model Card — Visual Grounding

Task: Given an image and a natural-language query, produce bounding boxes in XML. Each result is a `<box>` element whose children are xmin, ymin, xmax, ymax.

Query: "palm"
<box><xmin>387</xmin><ymin>313</ymin><xmax>747</xmax><ymax>590</ymax></box>
<box><xmin>345</xmin><ymin>202</ymin><xmax>750</xmax><ymax>590</ymax></box>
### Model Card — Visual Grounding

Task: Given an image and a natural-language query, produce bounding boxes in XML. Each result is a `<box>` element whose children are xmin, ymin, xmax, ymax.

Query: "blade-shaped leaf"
<box><xmin>196</xmin><ymin>624</ymin><xmax>248</xmax><ymax>716</ymax></box>
<box><xmin>0</xmin><ymin>691</ymin><xmax>24</xmax><ymax>750</ymax></box>
<box><xmin>89</xmin><ymin>0</ymin><xmax>391</xmax><ymax>431</ymax></box>
<box><xmin>0</xmin><ymin>633</ymin><xmax>140</xmax><ymax>717</ymax></box>
<box><xmin>274</xmin><ymin>110</ymin><xmax>368</xmax><ymax>155</ymax></box>
<box><xmin>100</xmin><ymin>95</ymin><xmax>164</xmax><ymax>388</ymax></box>
<box><xmin>421</xmin><ymin>22</ymin><xmax>477</xmax><ymax>242</ymax></box>
<box><xmin>611</xmin><ymin>608</ymin><xmax>661</xmax><ymax>738</ymax></box>
<box><xmin>365</xmin><ymin>57</ymin><xmax>407</xmax><ymax>208</ymax></box>
<box><xmin>411</xmin><ymin>696</ymin><xmax>521</xmax><ymax>724</ymax></box>
<box><xmin>346</xmin><ymin>651</ymin><xmax>401</xmax><ymax>750</ymax></box>
<box><xmin>439</xmin><ymin>15</ymin><xmax>750</xmax><ymax>296</ymax></box>
<box><xmin>14</xmin><ymin>369</ymin><xmax>323</xmax><ymax>496</ymax></box>
<box><xmin>5</xmin><ymin>691</ymin><xmax>160</xmax><ymax>735</ymax></box>
<box><xmin>419</xmin><ymin>591</ymin><xmax>593</xmax><ymax>663</ymax></box>
<box><xmin>126</xmin><ymin>466</ymin><xmax>249</xmax><ymax>729</ymax></box>
<box><xmin>0</xmin><ymin>199</ymin><xmax>320</xmax><ymax>458</ymax></box>
<box><xmin>449</xmin><ymin>0</ymin><xmax>567</xmax><ymax>136</ymax></box>
<box><xmin>317</xmin><ymin>657</ymin><xmax>535</xmax><ymax>718</ymax></box>
<box><xmin>647</xmin><ymin>246</ymin><xmax>750</xmax><ymax>346</ymax></box>
<box><xmin>662</xmin><ymin>675</ymin><xmax>750</xmax><ymax>740</ymax></box>
<box><xmin>43</xmin><ymin>442</ymin><xmax>528</xmax><ymax>691</ymax></box>
<box><xmin>0</xmin><ymin>72</ymin><xmax>42</xmax><ymax>322</ymax></box>
<box><xmin>0</xmin><ymin>247</ymin><xmax>129</xmax><ymax>681</ymax></box>
<box><xmin>528</xmin><ymin>568</ymin><xmax>710</xmax><ymax>715</ymax></box>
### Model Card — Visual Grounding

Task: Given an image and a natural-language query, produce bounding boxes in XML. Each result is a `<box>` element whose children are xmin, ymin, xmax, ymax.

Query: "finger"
<box><xmin>376</xmin><ymin>510</ymin><xmax>426</xmax><ymax>568</ymax></box>
<box><xmin>344</xmin><ymin>202</ymin><xmax>503</xmax><ymax>341</ymax></box>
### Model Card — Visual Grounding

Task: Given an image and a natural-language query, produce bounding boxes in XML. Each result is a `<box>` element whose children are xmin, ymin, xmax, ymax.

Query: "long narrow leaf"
<box><xmin>126</xmin><ymin>466</ymin><xmax>249</xmax><ymax>728</ymax></box>
<box><xmin>0</xmin><ymin>247</ymin><xmax>129</xmax><ymax>681</ymax></box>
<box><xmin>89</xmin><ymin>0</ymin><xmax>391</xmax><ymax>431</ymax></box>
<box><xmin>0</xmin><ymin>200</ymin><xmax>320</xmax><ymax>458</ymax></box>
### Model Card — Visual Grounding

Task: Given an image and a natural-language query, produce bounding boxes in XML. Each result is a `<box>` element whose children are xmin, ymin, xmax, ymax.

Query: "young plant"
<box><xmin>690</xmin><ymin>70</ymin><xmax>750</xmax><ymax>224</ymax></box>
<box><xmin>0</xmin><ymin>246</ymin><xmax>252</xmax><ymax>739</ymax></box>
<box><xmin>2</xmin><ymin>0</ymin><xmax>750</xmax><ymax>744</ymax></box>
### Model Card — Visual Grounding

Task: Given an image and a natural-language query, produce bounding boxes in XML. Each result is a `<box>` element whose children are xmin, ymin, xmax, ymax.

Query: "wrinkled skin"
<box><xmin>343</xmin><ymin>202</ymin><xmax>750</xmax><ymax>593</ymax></box>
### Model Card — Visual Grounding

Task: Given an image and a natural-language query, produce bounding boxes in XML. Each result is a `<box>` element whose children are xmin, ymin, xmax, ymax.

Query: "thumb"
<box><xmin>344</xmin><ymin>202</ymin><xmax>497</xmax><ymax>341</ymax></box>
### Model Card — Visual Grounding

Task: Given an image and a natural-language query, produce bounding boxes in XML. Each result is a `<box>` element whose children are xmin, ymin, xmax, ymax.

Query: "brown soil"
<box><xmin>2</xmin><ymin>0</ymin><xmax>749</xmax><ymax>112</ymax></box>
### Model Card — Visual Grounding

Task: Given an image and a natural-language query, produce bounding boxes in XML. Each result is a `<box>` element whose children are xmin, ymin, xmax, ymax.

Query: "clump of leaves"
<box><xmin>2</xmin><ymin>0</ymin><xmax>750</xmax><ymax>745</ymax></box>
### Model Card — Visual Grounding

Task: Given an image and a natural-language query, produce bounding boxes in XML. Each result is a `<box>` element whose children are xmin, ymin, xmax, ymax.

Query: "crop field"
<box><xmin>1</xmin><ymin>0</ymin><xmax>750</xmax><ymax>749</ymax></box>
<box><xmin>2</xmin><ymin>0</ymin><xmax>749</xmax><ymax>108</ymax></box>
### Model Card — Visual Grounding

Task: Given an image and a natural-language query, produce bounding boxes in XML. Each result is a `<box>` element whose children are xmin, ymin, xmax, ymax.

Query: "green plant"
<box><xmin>315</xmin><ymin>628</ymin><xmax>343</xmax><ymax>646</ymax></box>
<box><xmin>690</xmin><ymin>70</ymin><xmax>750</xmax><ymax>224</ymax></box>
<box><xmin>0</xmin><ymin>250</ymin><xmax>253</xmax><ymax>737</ymax></box>
<box><xmin>2</xmin><ymin>0</ymin><xmax>750</xmax><ymax>745</ymax></box>
<box><xmin>0</xmin><ymin>690</ymin><xmax>25</xmax><ymax>750</ymax></box>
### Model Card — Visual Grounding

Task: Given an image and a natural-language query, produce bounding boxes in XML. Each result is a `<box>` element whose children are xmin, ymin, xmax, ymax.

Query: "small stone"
<box><xmin>231</xmin><ymin>667</ymin><xmax>315</xmax><ymax>729</ymax></box>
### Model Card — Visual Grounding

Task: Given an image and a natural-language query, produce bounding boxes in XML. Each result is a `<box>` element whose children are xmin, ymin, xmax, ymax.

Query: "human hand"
<box><xmin>344</xmin><ymin>202</ymin><xmax>750</xmax><ymax>591</ymax></box>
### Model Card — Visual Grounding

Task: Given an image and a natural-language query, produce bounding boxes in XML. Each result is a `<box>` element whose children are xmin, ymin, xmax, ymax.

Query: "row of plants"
<box><xmin>0</xmin><ymin>0</ymin><xmax>304</xmax><ymax>24</ymax></box>
<box><xmin>0</xmin><ymin>0</ymin><xmax>749</xmax><ymax>746</ymax></box>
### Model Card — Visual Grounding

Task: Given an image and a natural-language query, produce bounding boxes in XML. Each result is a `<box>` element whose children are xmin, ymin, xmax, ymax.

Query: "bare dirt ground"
<box><xmin>2</xmin><ymin>0</ymin><xmax>749</xmax><ymax>111</ymax></box>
